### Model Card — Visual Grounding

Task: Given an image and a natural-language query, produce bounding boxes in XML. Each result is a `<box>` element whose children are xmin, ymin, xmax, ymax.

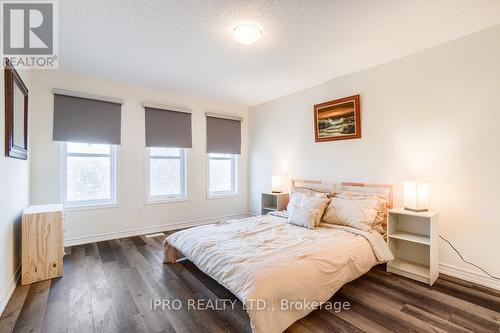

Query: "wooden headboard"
<box><xmin>290</xmin><ymin>179</ymin><xmax>393</xmax><ymax>209</ymax></box>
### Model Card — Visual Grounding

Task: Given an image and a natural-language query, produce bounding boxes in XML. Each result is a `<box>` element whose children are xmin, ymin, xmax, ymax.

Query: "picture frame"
<box><xmin>314</xmin><ymin>94</ymin><xmax>361</xmax><ymax>142</ymax></box>
<box><xmin>4</xmin><ymin>58</ymin><xmax>29</xmax><ymax>160</ymax></box>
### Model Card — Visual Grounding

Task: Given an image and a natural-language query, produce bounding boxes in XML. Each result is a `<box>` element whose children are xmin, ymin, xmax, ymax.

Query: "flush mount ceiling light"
<box><xmin>232</xmin><ymin>22</ymin><xmax>263</xmax><ymax>45</ymax></box>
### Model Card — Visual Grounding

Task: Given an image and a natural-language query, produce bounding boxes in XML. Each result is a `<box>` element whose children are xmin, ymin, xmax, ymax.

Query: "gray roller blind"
<box><xmin>145</xmin><ymin>107</ymin><xmax>192</xmax><ymax>148</ymax></box>
<box><xmin>53</xmin><ymin>93</ymin><xmax>122</xmax><ymax>144</ymax></box>
<box><xmin>206</xmin><ymin>115</ymin><xmax>242</xmax><ymax>154</ymax></box>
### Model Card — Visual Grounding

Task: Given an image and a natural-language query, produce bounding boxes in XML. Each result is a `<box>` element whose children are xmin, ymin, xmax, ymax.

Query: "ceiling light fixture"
<box><xmin>232</xmin><ymin>22</ymin><xmax>263</xmax><ymax>45</ymax></box>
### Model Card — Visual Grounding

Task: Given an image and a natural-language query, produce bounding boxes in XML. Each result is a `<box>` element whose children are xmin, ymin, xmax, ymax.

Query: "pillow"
<box><xmin>334</xmin><ymin>192</ymin><xmax>388</xmax><ymax>233</ymax></box>
<box><xmin>321</xmin><ymin>196</ymin><xmax>380</xmax><ymax>232</ymax></box>
<box><xmin>372</xmin><ymin>199</ymin><xmax>388</xmax><ymax>234</ymax></box>
<box><xmin>287</xmin><ymin>193</ymin><xmax>330</xmax><ymax>229</ymax></box>
<box><xmin>287</xmin><ymin>192</ymin><xmax>329</xmax><ymax>213</ymax></box>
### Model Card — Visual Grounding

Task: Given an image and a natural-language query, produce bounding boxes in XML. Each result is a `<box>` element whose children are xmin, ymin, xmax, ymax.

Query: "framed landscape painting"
<box><xmin>314</xmin><ymin>94</ymin><xmax>361</xmax><ymax>142</ymax></box>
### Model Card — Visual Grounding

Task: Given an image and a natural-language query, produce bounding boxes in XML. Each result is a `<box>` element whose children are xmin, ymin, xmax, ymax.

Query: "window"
<box><xmin>208</xmin><ymin>153</ymin><xmax>238</xmax><ymax>197</ymax></box>
<box><xmin>62</xmin><ymin>142</ymin><xmax>117</xmax><ymax>208</ymax></box>
<box><xmin>146</xmin><ymin>147</ymin><xmax>187</xmax><ymax>202</ymax></box>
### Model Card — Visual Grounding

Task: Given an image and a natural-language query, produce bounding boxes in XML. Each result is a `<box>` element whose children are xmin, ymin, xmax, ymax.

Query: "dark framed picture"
<box><xmin>314</xmin><ymin>94</ymin><xmax>361</xmax><ymax>142</ymax></box>
<box><xmin>4</xmin><ymin>58</ymin><xmax>29</xmax><ymax>160</ymax></box>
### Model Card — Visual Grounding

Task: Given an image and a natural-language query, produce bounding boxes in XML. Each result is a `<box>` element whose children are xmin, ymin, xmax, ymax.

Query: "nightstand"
<box><xmin>387</xmin><ymin>208</ymin><xmax>439</xmax><ymax>286</ymax></box>
<box><xmin>261</xmin><ymin>192</ymin><xmax>289</xmax><ymax>215</ymax></box>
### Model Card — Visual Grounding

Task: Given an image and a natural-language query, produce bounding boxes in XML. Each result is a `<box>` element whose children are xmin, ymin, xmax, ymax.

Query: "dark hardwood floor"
<box><xmin>1</xmin><ymin>233</ymin><xmax>499</xmax><ymax>333</ymax></box>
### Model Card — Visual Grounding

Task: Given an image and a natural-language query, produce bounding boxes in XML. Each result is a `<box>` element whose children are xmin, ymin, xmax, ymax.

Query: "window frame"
<box><xmin>145</xmin><ymin>147</ymin><xmax>188</xmax><ymax>204</ymax></box>
<box><xmin>61</xmin><ymin>142</ymin><xmax>118</xmax><ymax>210</ymax></box>
<box><xmin>207</xmin><ymin>153</ymin><xmax>238</xmax><ymax>199</ymax></box>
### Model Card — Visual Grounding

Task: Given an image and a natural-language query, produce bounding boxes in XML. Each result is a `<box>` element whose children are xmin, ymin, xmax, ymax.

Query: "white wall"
<box><xmin>249</xmin><ymin>25</ymin><xmax>500</xmax><ymax>288</ymax></box>
<box><xmin>0</xmin><ymin>69</ymin><xmax>30</xmax><ymax>313</ymax></box>
<box><xmin>30</xmin><ymin>70</ymin><xmax>248</xmax><ymax>244</ymax></box>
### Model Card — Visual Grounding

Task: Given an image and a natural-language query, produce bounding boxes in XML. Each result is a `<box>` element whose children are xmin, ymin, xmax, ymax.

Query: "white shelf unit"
<box><xmin>387</xmin><ymin>208</ymin><xmax>439</xmax><ymax>286</ymax></box>
<box><xmin>261</xmin><ymin>192</ymin><xmax>289</xmax><ymax>215</ymax></box>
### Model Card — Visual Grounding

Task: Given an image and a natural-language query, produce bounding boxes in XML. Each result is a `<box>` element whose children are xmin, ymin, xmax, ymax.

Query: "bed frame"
<box><xmin>290</xmin><ymin>179</ymin><xmax>393</xmax><ymax>209</ymax></box>
<box><xmin>165</xmin><ymin>246</ymin><xmax>179</xmax><ymax>264</ymax></box>
<box><xmin>165</xmin><ymin>179</ymin><xmax>393</xmax><ymax>264</ymax></box>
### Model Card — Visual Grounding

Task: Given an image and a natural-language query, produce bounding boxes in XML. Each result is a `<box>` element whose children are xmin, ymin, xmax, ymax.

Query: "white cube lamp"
<box><xmin>404</xmin><ymin>181</ymin><xmax>429</xmax><ymax>212</ymax></box>
<box><xmin>272</xmin><ymin>175</ymin><xmax>282</xmax><ymax>193</ymax></box>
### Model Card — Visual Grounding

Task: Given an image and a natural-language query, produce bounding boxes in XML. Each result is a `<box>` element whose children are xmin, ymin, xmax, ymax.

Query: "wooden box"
<box><xmin>22</xmin><ymin>204</ymin><xmax>64</xmax><ymax>285</ymax></box>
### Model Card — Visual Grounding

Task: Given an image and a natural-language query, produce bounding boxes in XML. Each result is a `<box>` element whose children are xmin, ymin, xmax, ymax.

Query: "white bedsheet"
<box><xmin>163</xmin><ymin>215</ymin><xmax>393</xmax><ymax>333</ymax></box>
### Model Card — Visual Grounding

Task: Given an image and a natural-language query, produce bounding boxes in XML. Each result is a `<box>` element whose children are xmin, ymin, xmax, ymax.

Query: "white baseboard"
<box><xmin>439</xmin><ymin>263</ymin><xmax>500</xmax><ymax>291</ymax></box>
<box><xmin>0</xmin><ymin>264</ymin><xmax>21</xmax><ymax>316</ymax></box>
<box><xmin>64</xmin><ymin>213</ymin><xmax>252</xmax><ymax>247</ymax></box>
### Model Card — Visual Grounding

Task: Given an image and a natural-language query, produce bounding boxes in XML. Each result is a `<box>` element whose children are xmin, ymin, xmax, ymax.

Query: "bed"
<box><xmin>163</xmin><ymin>180</ymin><xmax>394</xmax><ymax>333</ymax></box>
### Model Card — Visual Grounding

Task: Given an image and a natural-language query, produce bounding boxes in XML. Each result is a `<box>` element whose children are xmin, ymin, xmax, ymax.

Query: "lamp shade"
<box><xmin>404</xmin><ymin>181</ymin><xmax>429</xmax><ymax>212</ymax></box>
<box><xmin>272</xmin><ymin>175</ymin><xmax>282</xmax><ymax>193</ymax></box>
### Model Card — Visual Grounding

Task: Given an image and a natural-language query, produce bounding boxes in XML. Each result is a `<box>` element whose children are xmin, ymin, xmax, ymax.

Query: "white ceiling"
<box><xmin>59</xmin><ymin>0</ymin><xmax>500</xmax><ymax>106</ymax></box>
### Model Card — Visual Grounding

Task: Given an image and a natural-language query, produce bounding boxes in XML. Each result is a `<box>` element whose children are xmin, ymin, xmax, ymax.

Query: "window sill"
<box><xmin>207</xmin><ymin>193</ymin><xmax>240</xmax><ymax>200</ymax></box>
<box><xmin>145</xmin><ymin>197</ymin><xmax>189</xmax><ymax>205</ymax></box>
<box><xmin>63</xmin><ymin>202</ymin><xmax>118</xmax><ymax>212</ymax></box>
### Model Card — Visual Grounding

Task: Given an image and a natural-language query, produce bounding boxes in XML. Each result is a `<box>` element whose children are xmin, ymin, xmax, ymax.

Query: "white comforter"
<box><xmin>163</xmin><ymin>215</ymin><xmax>393</xmax><ymax>333</ymax></box>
